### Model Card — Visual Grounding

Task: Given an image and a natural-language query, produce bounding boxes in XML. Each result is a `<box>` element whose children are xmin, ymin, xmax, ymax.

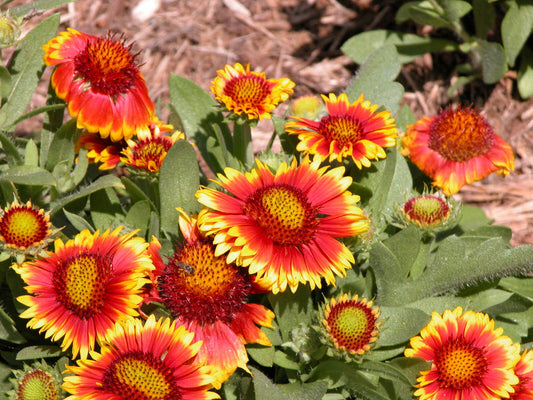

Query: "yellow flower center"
<box><xmin>436</xmin><ymin>338</ymin><xmax>488</xmax><ymax>389</ymax></box>
<box><xmin>17</xmin><ymin>370</ymin><xmax>58</xmax><ymax>400</ymax></box>
<box><xmin>428</xmin><ymin>106</ymin><xmax>494</xmax><ymax>162</ymax></box>
<box><xmin>224</xmin><ymin>74</ymin><xmax>270</xmax><ymax>108</ymax></box>
<box><xmin>326</xmin><ymin>299</ymin><xmax>377</xmax><ymax>354</ymax></box>
<box><xmin>0</xmin><ymin>206</ymin><xmax>48</xmax><ymax>249</ymax></box>
<box><xmin>320</xmin><ymin>114</ymin><xmax>364</xmax><ymax>145</ymax></box>
<box><xmin>158</xmin><ymin>241</ymin><xmax>250</xmax><ymax>325</ymax></box>
<box><xmin>103</xmin><ymin>351</ymin><xmax>177</xmax><ymax>399</ymax></box>
<box><xmin>404</xmin><ymin>195</ymin><xmax>450</xmax><ymax>227</ymax></box>
<box><xmin>54</xmin><ymin>253</ymin><xmax>110</xmax><ymax>319</ymax></box>
<box><xmin>75</xmin><ymin>35</ymin><xmax>138</xmax><ymax>98</ymax></box>
<box><xmin>243</xmin><ymin>184</ymin><xmax>318</xmax><ymax>246</ymax></box>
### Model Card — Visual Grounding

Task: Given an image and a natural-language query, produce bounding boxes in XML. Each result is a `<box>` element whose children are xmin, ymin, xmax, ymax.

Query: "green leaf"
<box><xmin>473</xmin><ymin>0</ymin><xmax>495</xmax><ymax>39</ymax></box>
<box><xmin>121</xmin><ymin>176</ymin><xmax>157</xmax><ymax>212</ymax></box>
<box><xmin>50</xmin><ymin>175</ymin><xmax>124</xmax><ymax>216</ymax></box>
<box><xmin>24</xmin><ymin>139</ymin><xmax>39</xmax><ymax>166</ymax></box>
<box><xmin>63</xmin><ymin>209</ymin><xmax>95</xmax><ymax>233</ymax></box>
<box><xmin>0</xmin><ymin>165</ymin><xmax>56</xmax><ymax>186</ymax></box>
<box><xmin>273</xmin><ymin>350</ymin><xmax>300</xmax><ymax>370</ymax></box>
<box><xmin>268</xmin><ymin>285</ymin><xmax>313</xmax><ymax>342</ymax></box>
<box><xmin>125</xmin><ymin>200</ymin><xmax>152</xmax><ymax>237</ymax></box>
<box><xmin>9</xmin><ymin>103</ymin><xmax>65</xmax><ymax>128</ymax></box>
<box><xmin>277</xmin><ymin>381</ymin><xmax>329</xmax><ymax>400</ymax></box>
<box><xmin>499</xmin><ymin>276</ymin><xmax>533</xmax><ymax>302</ymax></box>
<box><xmin>518</xmin><ymin>46</ymin><xmax>533</xmax><ymax>99</ymax></box>
<box><xmin>168</xmin><ymin>74</ymin><xmax>232</xmax><ymax>173</ymax></box>
<box><xmin>396</xmin><ymin>1</ymin><xmax>453</xmax><ymax>28</ymax></box>
<box><xmin>11</xmin><ymin>0</ymin><xmax>77</xmax><ymax>16</ymax></box>
<box><xmin>467</xmin><ymin>288</ymin><xmax>514</xmax><ymax>311</ymax></box>
<box><xmin>250</xmin><ymin>366</ymin><xmax>289</xmax><ymax>400</ymax></box>
<box><xmin>342</xmin><ymin>30</ymin><xmax>458</xmax><ymax>65</ymax></box>
<box><xmin>16</xmin><ymin>345</ymin><xmax>63</xmax><ymax>360</ymax></box>
<box><xmin>44</xmin><ymin>118</ymin><xmax>79</xmax><ymax>172</ymax></box>
<box><xmin>158</xmin><ymin>139</ymin><xmax>200</xmax><ymax>235</ymax></box>
<box><xmin>0</xmin><ymin>131</ymin><xmax>22</xmax><ymax>166</ymax></box>
<box><xmin>90</xmin><ymin>188</ymin><xmax>124</xmax><ymax>232</ymax></box>
<box><xmin>501</xmin><ymin>1</ymin><xmax>533</xmax><ymax>67</ymax></box>
<box><xmin>346</xmin><ymin>44</ymin><xmax>404</xmax><ymax>115</ymax></box>
<box><xmin>477</xmin><ymin>39</ymin><xmax>508</xmax><ymax>84</ymax></box>
<box><xmin>441</xmin><ymin>0</ymin><xmax>472</xmax><ymax>21</ymax></box>
<box><xmin>0</xmin><ymin>66</ymin><xmax>12</xmax><ymax>98</ymax></box>
<box><xmin>378</xmin><ymin>306</ymin><xmax>429</xmax><ymax>346</ymax></box>
<box><xmin>0</xmin><ymin>13</ymin><xmax>60</xmax><ymax>130</ymax></box>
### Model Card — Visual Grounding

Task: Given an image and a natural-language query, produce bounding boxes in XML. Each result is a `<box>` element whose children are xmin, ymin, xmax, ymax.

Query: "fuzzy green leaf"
<box><xmin>277</xmin><ymin>381</ymin><xmax>329</xmax><ymax>400</ymax></box>
<box><xmin>346</xmin><ymin>44</ymin><xmax>404</xmax><ymax>115</ymax></box>
<box><xmin>24</xmin><ymin>139</ymin><xmax>39</xmax><ymax>167</ymax></box>
<box><xmin>0</xmin><ymin>66</ymin><xmax>11</xmax><ymax>98</ymax></box>
<box><xmin>268</xmin><ymin>285</ymin><xmax>313</xmax><ymax>342</ymax></box>
<box><xmin>477</xmin><ymin>39</ymin><xmax>508</xmax><ymax>84</ymax></box>
<box><xmin>0</xmin><ymin>165</ymin><xmax>56</xmax><ymax>186</ymax></box>
<box><xmin>0</xmin><ymin>14</ymin><xmax>60</xmax><ymax>130</ymax></box>
<box><xmin>0</xmin><ymin>131</ymin><xmax>22</xmax><ymax>166</ymax></box>
<box><xmin>473</xmin><ymin>0</ymin><xmax>495</xmax><ymax>39</ymax></box>
<box><xmin>518</xmin><ymin>46</ymin><xmax>533</xmax><ymax>99</ymax></box>
<box><xmin>378</xmin><ymin>306</ymin><xmax>429</xmax><ymax>346</ymax></box>
<box><xmin>250</xmin><ymin>366</ymin><xmax>289</xmax><ymax>400</ymax></box>
<box><xmin>158</xmin><ymin>139</ymin><xmax>200</xmax><ymax>235</ymax></box>
<box><xmin>396</xmin><ymin>1</ymin><xmax>452</xmax><ymax>28</ymax></box>
<box><xmin>11</xmin><ymin>0</ymin><xmax>77</xmax><ymax>16</ymax></box>
<box><xmin>501</xmin><ymin>1</ymin><xmax>533</xmax><ymax>67</ymax></box>
<box><xmin>63</xmin><ymin>209</ymin><xmax>95</xmax><ymax>233</ymax></box>
<box><xmin>44</xmin><ymin>118</ymin><xmax>79</xmax><ymax>172</ymax></box>
<box><xmin>16</xmin><ymin>345</ymin><xmax>63</xmax><ymax>360</ymax></box>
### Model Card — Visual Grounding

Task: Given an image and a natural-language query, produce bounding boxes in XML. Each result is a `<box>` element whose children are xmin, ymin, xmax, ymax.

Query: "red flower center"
<box><xmin>320</xmin><ymin>114</ymin><xmax>364</xmax><ymax>145</ymax></box>
<box><xmin>223</xmin><ymin>74</ymin><xmax>271</xmax><ymax>106</ymax></box>
<box><xmin>326</xmin><ymin>300</ymin><xmax>377</xmax><ymax>353</ymax></box>
<box><xmin>158</xmin><ymin>241</ymin><xmax>250</xmax><ymax>325</ymax></box>
<box><xmin>0</xmin><ymin>206</ymin><xmax>49</xmax><ymax>248</ymax></box>
<box><xmin>128</xmin><ymin>136</ymin><xmax>173</xmax><ymax>170</ymax></box>
<box><xmin>428</xmin><ymin>106</ymin><xmax>495</xmax><ymax>162</ymax></box>
<box><xmin>435</xmin><ymin>338</ymin><xmax>488</xmax><ymax>389</ymax></box>
<box><xmin>17</xmin><ymin>369</ymin><xmax>58</xmax><ymax>400</ymax></box>
<box><xmin>74</xmin><ymin>35</ymin><xmax>139</xmax><ymax>99</ymax></box>
<box><xmin>403</xmin><ymin>195</ymin><xmax>450</xmax><ymax>227</ymax></box>
<box><xmin>102</xmin><ymin>351</ymin><xmax>179</xmax><ymax>399</ymax></box>
<box><xmin>53</xmin><ymin>253</ymin><xmax>111</xmax><ymax>319</ymax></box>
<box><xmin>243</xmin><ymin>184</ymin><xmax>318</xmax><ymax>246</ymax></box>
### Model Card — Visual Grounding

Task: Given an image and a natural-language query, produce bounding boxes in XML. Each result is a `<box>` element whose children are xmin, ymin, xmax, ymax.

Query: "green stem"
<box><xmin>233</xmin><ymin>122</ymin><xmax>254</xmax><ymax>168</ymax></box>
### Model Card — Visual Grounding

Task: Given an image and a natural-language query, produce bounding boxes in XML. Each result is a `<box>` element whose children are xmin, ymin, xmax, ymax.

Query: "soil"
<box><xmin>12</xmin><ymin>0</ymin><xmax>533</xmax><ymax>246</ymax></box>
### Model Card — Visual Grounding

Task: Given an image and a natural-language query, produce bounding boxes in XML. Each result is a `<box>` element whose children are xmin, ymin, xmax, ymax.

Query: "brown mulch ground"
<box><xmin>16</xmin><ymin>0</ymin><xmax>533</xmax><ymax>246</ymax></box>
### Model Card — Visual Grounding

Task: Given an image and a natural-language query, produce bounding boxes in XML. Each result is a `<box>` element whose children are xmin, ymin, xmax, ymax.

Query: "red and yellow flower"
<box><xmin>121</xmin><ymin>118</ymin><xmax>185</xmax><ymax>172</ymax></box>
<box><xmin>75</xmin><ymin>132</ymin><xmax>127</xmax><ymax>170</ymax></box>
<box><xmin>211</xmin><ymin>62</ymin><xmax>294</xmax><ymax>120</ymax></box>
<box><xmin>510</xmin><ymin>349</ymin><xmax>533</xmax><ymax>400</ymax></box>
<box><xmin>62</xmin><ymin>315</ymin><xmax>218</xmax><ymax>400</ymax></box>
<box><xmin>196</xmin><ymin>157</ymin><xmax>369</xmax><ymax>293</ymax></box>
<box><xmin>285</xmin><ymin>93</ymin><xmax>397</xmax><ymax>168</ymax></box>
<box><xmin>405</xmin><ymin>307</ymin><xmax>520</xmax><ymax>400</ymax></box>
<box><xmin>401</xmin><ymin>105</ymin><xmax>514</xmax><ymax>195</ymax></box>
<box><xmin>321</xmin><ymin>293</ymin><xmax>380</xmax><ymax>358</ymax></box>
<box><xmin>16</xmin><ymin>227</ymin><xmax>154</xmax><ymax>359</ymax></box>
<box><xmin>0</xmin><ymin>200</ymin><xmax>52</xmax><ymax>253</ymax></box>
<box><xmin>43</xmin><ymin>28</ymin><xmax>154</xmax><ymax>142</ymax></box>
<box><xmin>150</xmin><ymin>209</ymin><xmax>275</xmax><ymax>387</ymax></box>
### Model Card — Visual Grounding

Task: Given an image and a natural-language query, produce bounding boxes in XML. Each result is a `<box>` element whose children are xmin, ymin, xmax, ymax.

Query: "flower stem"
<box><xmin>233</xmin><ymin>122</ymin><xmax>254</xmax><ymax>168</ymax></box>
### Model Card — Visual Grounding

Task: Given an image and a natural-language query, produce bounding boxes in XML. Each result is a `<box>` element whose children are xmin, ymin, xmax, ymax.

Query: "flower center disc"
<box><xmin>134</xmin><ymin>138</ymin><xmax>170</xmax><ymax>162</ymax></box>
<box><xmin>18</xmin><ymin>370</ymin><xmax>58</xmax><ymax>400</ymax></box>
<box><xmin>75</xmin><ymin>37</ymin><xmax>137</xmax><ymax>98</ymax></box>
<box><xmin>244</xmin><ymin>184</ymin><xmax>318</xmax><ymax>246</ymax></box>
<box><xmin>428</xmin><ymin>107</ymin><xmax>495</xmax><ymax>162</ymax></box>
<box><xmin>103</xmin><ymin>351</ymin><xmax>178</xmax><ymax>400</ymax></box>
<box><xmin>158</xmin><ymin>242</ymin><xmax>250</xmax><ymax>325</ymax></box>
<box><xmin>224</xmin><ymin>75</ymin><xmax>269</xmax><ymax>106</ymax></box>
<box><xmin>53</xmin><ymin>253</ymin><xmax>110</xmax><ymax>319</ymax></box>
<box><xmin>320</xmin><ymin>114</ymin><xmax>364</xmax><ymax>145</ymax></box>
<box><xmin>436</xmin><ymin>339</ymin><xmax>488</xmax><ymax>389</ymax></box>
<box><xmin>0</xmin><ymin>208</ymin><xmax>46</xmax><ymax>248</ymax></box>
<box><xmin>327</xmin><ymin>302</ymin><xmax>376</xmax><ymax>352</ymax></box>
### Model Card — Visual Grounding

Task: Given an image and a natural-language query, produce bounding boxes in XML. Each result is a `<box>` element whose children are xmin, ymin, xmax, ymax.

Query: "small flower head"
<box><xmin>62</xmin><ymin>315</ymin><xmax>219</xmax><ymax>400</ymax></box>
<box><xmin>196</xmin><ymin>157</ymin><xmax>369</xmax><ymax>293</ymax></box>
<box><xmin>75</xmin><ymin>132</ymin><xmax>127</xmax><ymax>170</ymax></box>
<box><xmin>121</xmin><ymin>118</ymin><xmax>185</xmax><ymax>172</ymax></box>
<box><xmin>401</xmin><ymin>105</ymin><xmax>514</xmax><ymax>195</ymax></box>
<box><xmin>290</xmin><ymin>94</ymin><xmax>325</xmax><ymax>120</ymax></box>
<box><xmin>17</xmin><ymin>227</ymin><xmax>154</xmax><ymax>359</ymax></box>
<box><xmin>211</xmin><ymin>62</ymin><xmax>295</xmax><ymax>121</ymax></box>
<box><xmin>152</xmin><ymin>209</ymin><xmax>275</xmax><ymax>387</ymax></box>
<box><xmin>0</xmin><ymin>11</ymin><xmax>23</xmax><ymax>48</ymax></box>
<box><xmin>8</xmin><ymin>360</ymin><xmax>65</xmax><ymax>400</ymax></box>
<box><xmin>405</xmin><ymin>307</ymin><xmax>521</xmax><ymax>400</ymax></box>
<box><xmin>398</xmin><ymin>192</ymin><xmax>459</xmax><ymax>232</ymax></box>
<box><xmin>43</xmin><ymin>29</ymin><xmax>155</xmax><ymax>142</ymax></box>
<box><xmin>285</xmin><ymin>93</ymin><xmax>397</xmax><ymax>168</ymax></box>
<box><xmin>509</xmin><ymin>349</ymin><xmax>533</xmax><ymax>400</ymax></box>
<box><xmin>320</xmin><ymin>293</ymin><xmax>380</xmax><ymax>360</ymax></box>
<box><xmin>0</xmin><ymin>200</ymin><xmax>52</xmax><ymax>254</ymax></box>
